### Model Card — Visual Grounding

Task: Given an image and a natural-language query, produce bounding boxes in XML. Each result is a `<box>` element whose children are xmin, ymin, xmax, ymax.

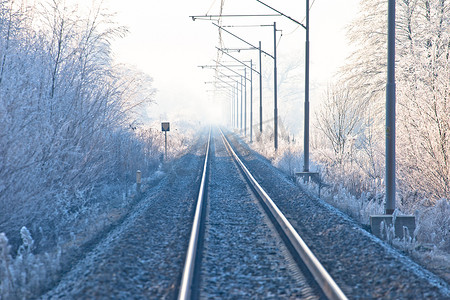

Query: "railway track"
<box><xmin>178</xmin><ymin>128</ymin><xmax>347</xmax><ymax>299</ymax></box>
<box><xmin>40</xmin><ymin>127</ymin><xmax>448</xmax><ymax>299</ymax></box>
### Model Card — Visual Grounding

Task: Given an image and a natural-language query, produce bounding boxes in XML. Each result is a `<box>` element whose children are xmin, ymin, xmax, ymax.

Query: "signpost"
<box><xmin>161</xmin><ymin>122</ymin><xmax>170</xmax><ymax>160</ymax></box>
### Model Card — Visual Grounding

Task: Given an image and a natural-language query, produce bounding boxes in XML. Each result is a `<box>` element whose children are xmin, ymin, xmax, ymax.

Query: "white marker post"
<box><xmin>161</xmin><ymin>122</ymin><xmax>170</xmax><ymax>160</ymax></box>
<box><xmin>136</xmin><ymin>170</ymin><xmax>142</xmax><ymax>197</ymax></box>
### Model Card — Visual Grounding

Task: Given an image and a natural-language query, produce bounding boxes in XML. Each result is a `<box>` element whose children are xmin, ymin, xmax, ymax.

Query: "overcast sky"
<box><xmin>89</xmin><ymin>0</ymin><xmax>360</xmax><ymax>126</ymax></box>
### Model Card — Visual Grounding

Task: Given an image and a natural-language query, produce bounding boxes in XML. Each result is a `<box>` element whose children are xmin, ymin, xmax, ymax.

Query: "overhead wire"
<box><xmin>212</xmin><ymin>0</ymin><xmax>319</xmax><ymax>87</ymax></box>
<box><xmin>206</xmin><ymin>0</ymin><xmax>217</xmax><ymax>15</ymax></box>
<box><xmin>215</xmin><ymin>0</ymin><xmax>226</xmax><ymax>80</ymax></box>
<box><xmin>283</xmin><ymin>0</ymin><xmax>317</xmax><ymax>36</ymax></box>
<box><xmin>304</xmin><ymin>0</ymin><xmax>317</xmax><ymax>23</ymax></box>
<box><xmin>277</xmin><ymin>31</ymin><xmax>283</xmax><ymax>48</ymax></box>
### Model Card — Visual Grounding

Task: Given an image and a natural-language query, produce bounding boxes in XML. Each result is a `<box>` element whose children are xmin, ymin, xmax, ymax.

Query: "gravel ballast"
<box><xmin>40</xmin><ymin>132</ymin><xmax>208</xmax><ymax>299</ymax></box>
<box><xmin>197</xmin><ymin>130</ymin><xmax>319</xmax><ymax>299</ymax></box>
<box><xmin>225</xmin><ymin>131</ymin><xmax>449</xmax><ymax>299</ymax></box>
<box><xmin>38</xmin><ymin>128</ymin><xmax>449</xmax><ymax>299</ymax></box>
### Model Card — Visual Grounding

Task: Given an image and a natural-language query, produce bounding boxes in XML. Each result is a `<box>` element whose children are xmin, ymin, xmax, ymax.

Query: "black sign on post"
<box><xmin>161</xmin><ymin>122</ymin><xmax>170</xmax><ymax>160</ymax></box>
<box><xmin>161</xmin><ymin>122</ymin><xmax>170</xmax><ymax>132</ymax></box>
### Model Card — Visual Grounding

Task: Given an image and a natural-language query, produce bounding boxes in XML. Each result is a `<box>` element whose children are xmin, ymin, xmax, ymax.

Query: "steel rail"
<box><xmin>178</xmin><ymin>129</ymin><xmax>211</xmax><ymax>300</ymax></box>
<box><xmin>219</xmin><ymin>129</ymin><xmax>348</xmax><ymax>300</ymax></box>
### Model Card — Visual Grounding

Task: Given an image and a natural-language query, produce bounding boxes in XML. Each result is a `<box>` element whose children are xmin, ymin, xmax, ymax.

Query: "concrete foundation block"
<box><xmin>370</xmin><ymin>215</ymin><xmax>416</xmax><ymax>239</ymax></box>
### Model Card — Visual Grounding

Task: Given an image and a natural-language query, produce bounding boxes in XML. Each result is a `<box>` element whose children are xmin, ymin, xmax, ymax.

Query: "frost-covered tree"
<box><xmin>313</xmin><ymin>0</ymin><xmax>388</xmax><ymax>196</ymax></box>
<box><xmin>316</xmin><ymin>0</ymin><xmax>449</xmax><ymax>205</ymax></box>
<box><xmin>397</xmin><ymin>0</ymin><xmax>450</xmax><ymax>202</ymax></box>
<box><xmin>315</xmin><ymin>85</ymin><xmax>364</xmax><ymax>166</ymax></box>
<box><xmin>0</xmin><ymin>0</ymin><xmax>156</xmax><ymax>243</ymax></box>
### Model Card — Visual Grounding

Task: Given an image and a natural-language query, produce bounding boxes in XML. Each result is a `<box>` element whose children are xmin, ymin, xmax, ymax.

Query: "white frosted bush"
<box><xmin>18</xmin><ymin>227</ymin><xmax>34</xmax><ymax>257</ymax></box>
<box><xmin>249</xmin><ymin>131</ymin><xmax>449</xmax><ymax>255</ymax></box>
<box><xmin>416</xmin><ymin>199</ymin><xmax>450</xmax><ymax>251</ymax></box>
<box><xmin>0</xmin><ymin>232</ymin><xmax>14</xmax><ymax>298</ymax></box>
<box><xmin>0</xmin><ymin>228</ymin><xmax>62</xmax><ymax>299</ymax></box>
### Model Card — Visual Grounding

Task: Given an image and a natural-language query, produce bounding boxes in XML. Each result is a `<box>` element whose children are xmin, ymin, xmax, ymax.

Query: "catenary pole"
<box><xmin>274</xmin><ymin>22</ymin><xmax>278</xmax><ymax>150</ymax></box>
<box><xmin>386</xmin><ymin>0</ymin><xmax>396</xmax><ymax>214</ymax></box>
<box><xmin>190</xmin><ymin>13</ymin><xmax>279</xmax><ymax>137</ymax></box>
<box><xmin>240</xmin><ymin>75</ymin><xmax>243</xmax><ymax>133</ymax></box>
<box><xmin>216</xmin><ymin>72</ymin><xmax>244</xmax><ymax>131</ymax></box>
<box><xmin>259</xmin><ymin>41</ymin><xmax>263</xmax><ymax>133</ymax></box>
<box><xmin>304</xmin><ymin>0</ymin><xmax>310</xmax><ymax>172</ymax></box>
<box><xmin>213</xmin><ymin>46</ymin><xmax>261</xmax><ymax>135</ymax></box>
<box><xmin>230</xmin><ymin>86</ymin><xmax>233</xmax><ymax>127</ymax></box>
<box><xmin>234</xmin><ymin>82</ymin><xmax>239</xmax><ymax>128</ymax></box>
<box><xmin>250</xmin><ymin>59</ymin><xmax>253</xmax><ymax>142</ymax></box>
<box><xmin>213</xmin><ymin>22</ymin><xmax>277</xmax><ymax>148</ymax></box>
<box><xmin>254</xmin><ymin>0</ymin><xmax>310</xmax><ymax>167</ymax></box>
<box><xmin>232</xmin><ymin>85</ymin><xmax>235</xmax><ymax>127</ymax></box>
<box><xmin>244</xmin><ymin>67</ymin><xmax>247</xmax><ymax>136</ymax></box>
<box><xmin>235</xmin><ymin>83</ymin><xmax>238</xmax><ymax>128</ymax></box>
